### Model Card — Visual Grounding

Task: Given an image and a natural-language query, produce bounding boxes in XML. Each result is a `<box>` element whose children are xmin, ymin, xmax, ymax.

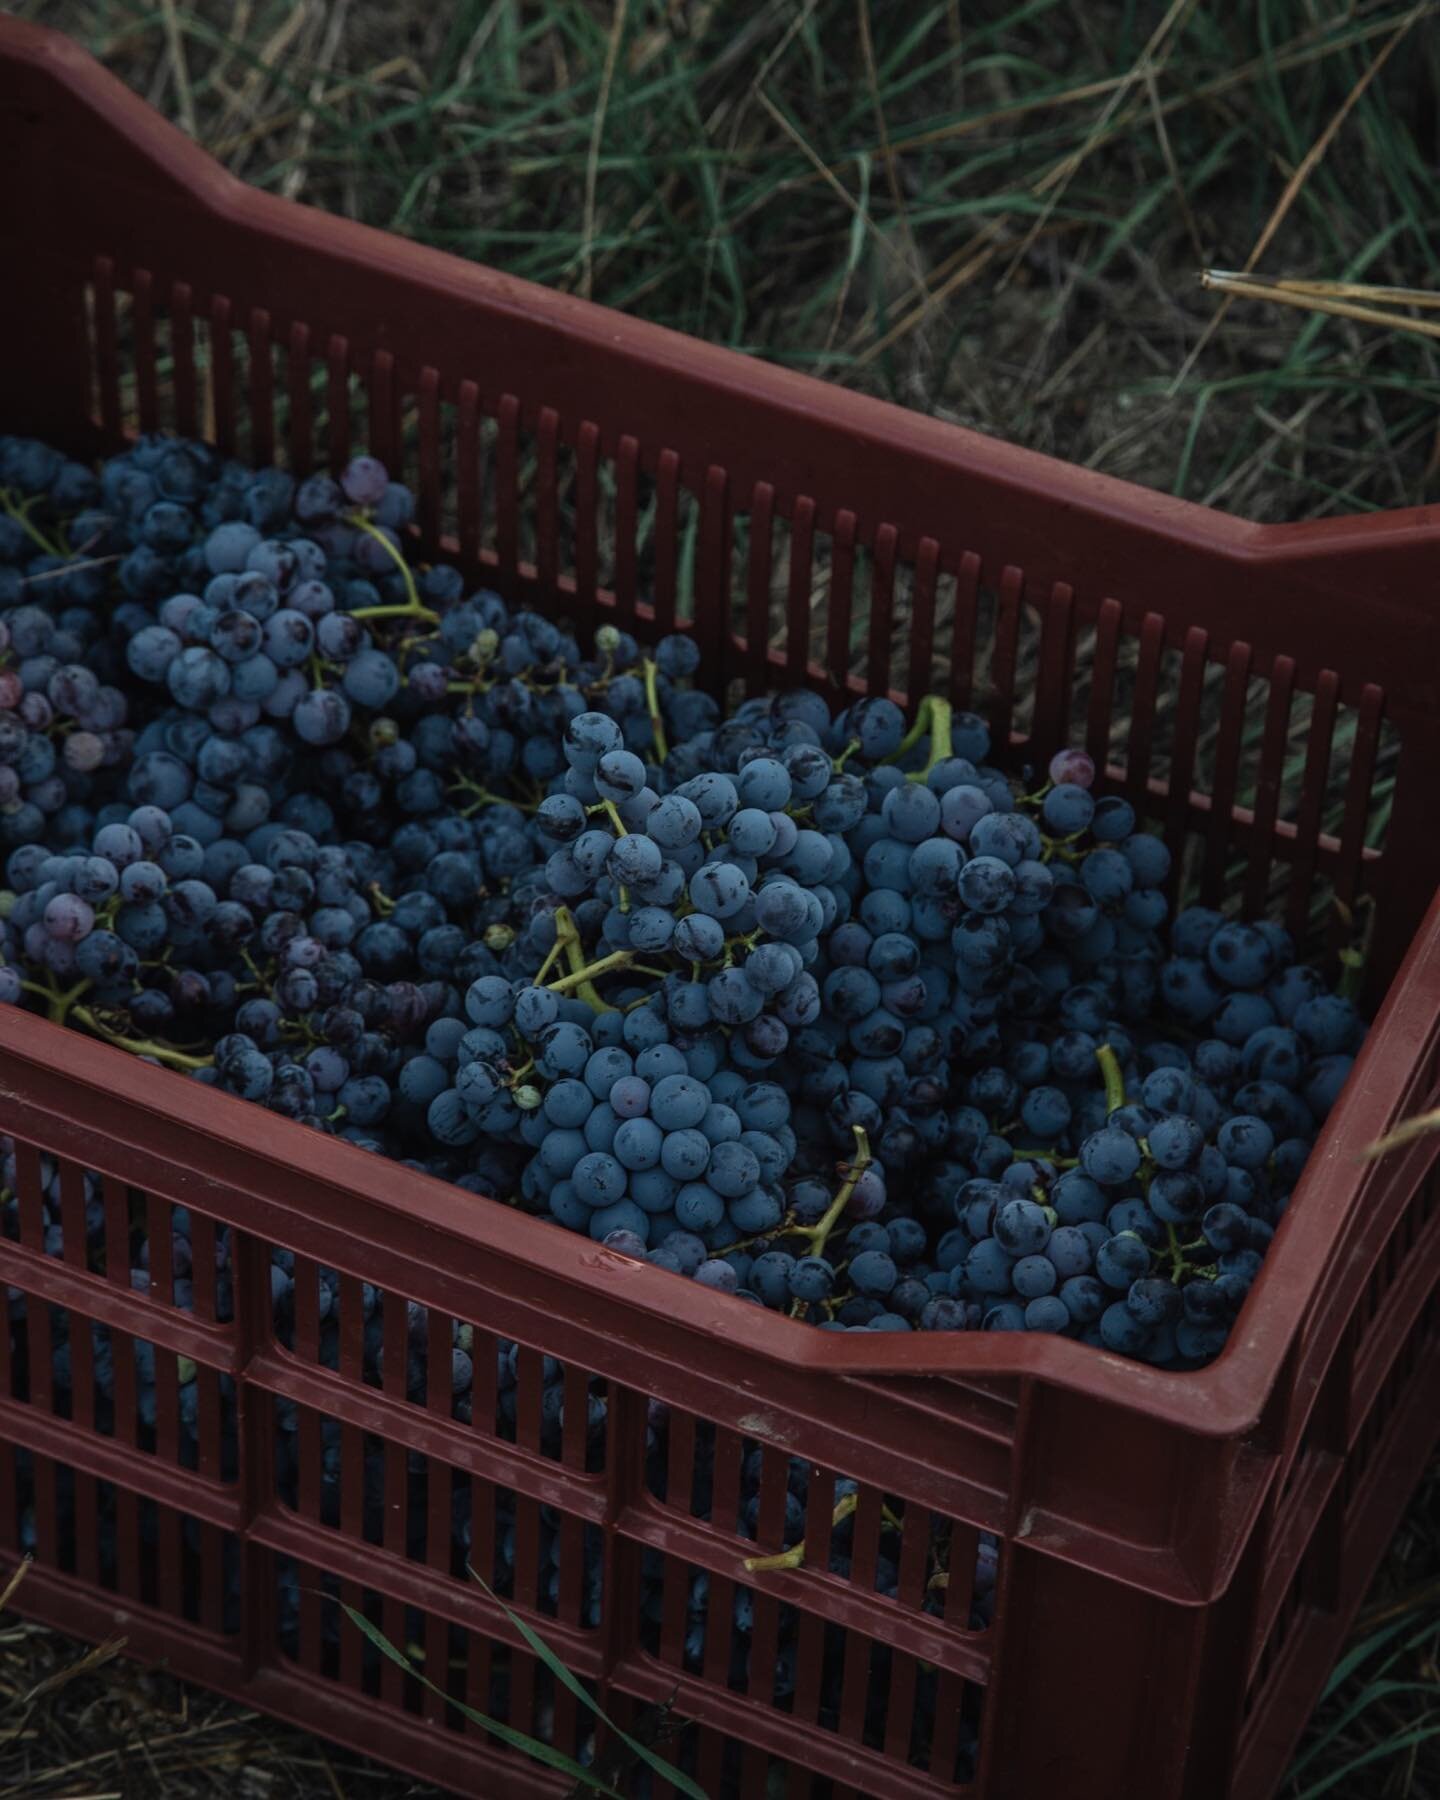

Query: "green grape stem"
<box><xmin>1334</xmin><ymin>896</ymin><xmax>1374</xmax><ymax>1003</ymax></box>
<box><xmin>743</xmin><ymin>1489</ymin><xmax>903</xmax><ymax>1574</ymax></box>
<box><xmin>71</xmin><ymin>1005</ymin><xmax>213</xmax><ymax>1070</ymax></box>
<box><xmin>19</xmin><ymin>552</ymin><xmax>119</xmax><ymax>588</ymax></box>
<box><xmin>544</xmin><ymin>905</ymin><xmax>625</xmax><ymax>1011</ymax></box>
<box><xmin>239</xmin><ymin>948</ymin><xmax>269</xmax><ymax>986</ymax></box>
<box><xmin>345</xmin><ymin>513</ymin><xmax>441</xmax><ymax>626</ymax></box>
<box><xmin>1009</xmin><ymin>1147</ymin><xmax>1079</xmax><ymax>1168</ymax></box>
<box><xmin>0</xmin><ymin>488</ymin><xmax>65</xmax><ymax>560</ymax></box>
<box><xmin>17</xmin><ymin>974</ymin><xmax>91</xmax><ymax>1025</ymax></box>
<box><xmin>745</xmin><ymin>1491</ymin><xmax>859</xmax><ymax>1573</ymax></box>
<box><xmin>875</xmin><ymin>694</ymin><xmax>957</xmax><ymax>780</ymax></box>
<box><xmin>348</xmin><ymin>603</ymin><xmax>439</xmax><ymax>625</ymax></box>
<box><xmin>545</xmin><ymin>949</ymin><xmax>636</xmax><ymax>996</ymax></box>
<box><xmin>882</xmin><ymin>695</ymin><xmax>934</xmax><ymax>766</ymax></box>
<box><xmin>1095</xmin><ymin>1043</ymin><xmax>1127</xmax><ymax>1117</ymax></box>
<box><xmin>532</xmin><ymin>931</ymin><xmax>569</xmax><ymax>987</ymax></box>
<box><xmin>599</xmin><ymin>799</ymin><xmax>632</xmax><ymax>912</ymax></box>
<box><xmin>1164</xmin><ymin>1224</ymin><xmax>1215</xmax><ymax>1283</ymax></box>
<box><xmin>54</xmin><ymin>977</ymin><xmax>92</xmax><ymax>1023</ymax></box>
<box><xmin>1337</xmin><ymin>946</ymin><xmax>1368</xmax><ymax>1004</ymax></box>
<box><xmin>785</xmin><ymin>1125</ymin><xmax>872</xmax><ymax>1263</ymax></box>
<box><xmin>450</xmin><ymin>774</ymin><xmax>537</xmax><ymax>817</ymax></box>
<box><xmin>907</xmin><ymin>696</ymin><xmax>955</xmax><ymax>783</ymax></box>
<box><xmin>641</xmin><ymin>657</ymin><xmax>669</xmax><ymax>762</ymax></box>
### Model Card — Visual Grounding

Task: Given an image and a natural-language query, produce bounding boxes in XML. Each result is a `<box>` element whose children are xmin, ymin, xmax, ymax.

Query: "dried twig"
<box><xmin>580</xmin><ymin>0</ymin><xmax>630</xmax><ymax>300</ymax></box>
<box><xmin>1358</xmin><ymin>1106</ymin><xmax>1440</xmax><ymax>1161</ymax></box>
<box><xmin>209</xmin><ymin>0</ymin><xmax>317</xmax><ymax>157</ymax></box>
<box><xmin>207</xmin><ymin>56</ymin><xmax>416</xmax><ymax>158</ymax></box>
<box><xmin>1143</xmin><ymin>59</ymin><xmax>1204</xmax><ymax>267</ymax></box>
<box><xmin>1206</xmin><ymin>273</ymin><xmax>1440</xmax><ymax>309</ymax></box>
<box><xmin>156</xmin><ymin>0</ymin><xmax>197</xmax><ymax>138</ymax></box>
<box><xmin>999</xmin><ymin>0</ymin><xmax>1199</xmax><ymax>286</ymax></box>
<box><xmin>1174</xmin><ymin>2</ymin><xmax>1430</xmax><ymax>386</ymax></box>
<box><xmin>1199</xmin><ymin>271</ymin><xmax>1440</xmax><ymax>345</ymax></box>
<box><xmin>856</xmin><ymin>0</ymin><xmax>919</xmax><ymax>273</ymax></box>
<box><xmin>757</xmin><ymin>88</ymin><xmax>925</xmax><ymax>297</ymax></box>
<box><xmin>280</xmin><ymin>0</ymin><xmax>353</xmax><ymax>202</ymax></box>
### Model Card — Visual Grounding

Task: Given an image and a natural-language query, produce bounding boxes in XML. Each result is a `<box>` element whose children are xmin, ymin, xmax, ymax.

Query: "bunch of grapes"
<box><xmin>0</xmin><ymin>425</ymin><xmax>1373</xmax><ymax>1785</ymax></box>
<box><xmin>0</xmin><ymin>428</ymin><xmax>1367</xmax><ymax>1371</ymax></box>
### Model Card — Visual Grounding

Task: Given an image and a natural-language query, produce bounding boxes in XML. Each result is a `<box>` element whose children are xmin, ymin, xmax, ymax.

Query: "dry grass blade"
<box><xmin>0</xmin><ymin>1564</ymin><xmax>30</xmax><ymax>1621</ymax></box>
<box><xmin>1205</xmin><ymin>273</ymin><xmax>1440</xmax><ymax>308</ymax></box>
<box><xmin>855</xmin><ymin>0</ymin><xmax>918</xmax><ymax>272</ymax></box>
<box><xmin>1172</xmin><ymin>1</ymin><xmax>1431</xmax><ymax>387</ymax></box>
<box><xmin>845</xmin><ymin>218</ymin><xmax>1012</xmax><ymax>374</ymax></box>
<box><xmin>207</xmin><ymin>56</ymin><xmax>415</xmax><ymax>159</ymax></box>
<box><xmin>1356</xmin><ymin>1574</ymin><xmax>1440</xmax><ymax>1633</ymax></box>
<box><xmin>1358</xmin><ymin>1106</ymin><xmax>1440</xmax><ymax>1160</ymax></box>
<box><xmin>280</xmin><ymin>0</ymin><xmax>353</xmax><ymax>201</ymax></box>
<box><xmin>756</xmin><ymin>87</ymin><xmax>924</xmax><ymax>299</ymax></box>
<box><xmin>998</xmin><ymin>0</ymin><xmax>1199</xmax><ymax>285</ymax></box>
<box><xmin>0</xmin><ymin>1543</ymin><xmax>433</xmax><ymax>1796</ymax></box>
<box><xmin>156</xmin><ymin>0</ymin><xmax>196</xmax><ymax>138</ymax></box>
<box><xmin>1143</xmin><ymin>59</ymin><xmax>1204</xmax><ymax>267</ymax></box>
<box><xmin>0</xmin><ymin>1711</ymin><xmax>240</xmax><ymax>1796</ymax></box>
<box><xmin>845</xmin><ymin>217</ymin><xmax>1089</xmax><ymax>375</ymax></box>
<box><xmin>1200</xmin><ymin>272</ymin><xmax>1440</xmax><ymax>345</ymax></box>
<box><xmin>18</xmin><ymin>1636</ymin><xmax>127</xmax><ymax>1707</ymax></box>
<box><xmin>208</xmin><ymin>0</ymin><xmax>316</xmax><ymax>155</ymax></box>
<box><xmin>869</xmin><ymin>5</ymin><xmax>1425</xmax><ymax>165</ymax></box>
<box><xmin>580</xmin><ymin>0</ymin><xmax>630</xmax><ymax>301</ymax></box>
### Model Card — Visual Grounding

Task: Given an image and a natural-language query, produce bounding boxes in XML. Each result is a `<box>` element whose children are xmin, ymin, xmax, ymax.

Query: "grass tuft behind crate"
<box><xmin>27</xmin><ymin>0</ymin><xmax>1440</xmax><ymax>523</ymax></box>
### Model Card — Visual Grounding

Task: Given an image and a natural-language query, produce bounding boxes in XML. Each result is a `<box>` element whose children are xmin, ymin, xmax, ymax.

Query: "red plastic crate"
<box><xmin>2</xmin><ymin>20</ymin><xmax>1440</xmax><ymax>1799</ymax></box>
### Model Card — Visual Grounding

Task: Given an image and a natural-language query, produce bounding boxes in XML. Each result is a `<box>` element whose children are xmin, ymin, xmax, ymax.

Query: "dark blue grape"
<box><xmin>1099</xmin><ymin>1302</ymin><xmax>1151</xmax><ymax>1354</ymax></box>
<box><xmin>993</xmin><ymin>1198</ymin><xmax>1051</xmax><ymax>1256</ymax></box>
<box><xmin>1146</xmin><ymin>1115</ymin><xmax>1204</xmax><ymax>1170</ymax></box>
<box><xmin>964</xmin><ymin>1238</ymin><xmax>1014</xmax><ymax>1295</ymax></box>
<box><xmin>1059</xmin><ymin>1275</ymin><xmax>1107</xmax><ymax>1323</ymax></box>
<box><xmin>1216</xmin><ymin>1114</ymin><xmax>1274</xmax><ymax>1170</ymax></box>
<box><xmin>1041</xmin><ymin>783</ymin><xmax>1094</xmax><ymax>836</ymax></box>
<box><xmin>1080</xmin><ymin>1127</ymin><xmax>1142</xmax><ymax>1186</ymax></box>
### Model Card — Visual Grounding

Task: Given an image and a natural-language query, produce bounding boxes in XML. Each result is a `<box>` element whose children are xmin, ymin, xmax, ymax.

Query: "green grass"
<box><xmin>13</xmin><ymin>2</ymin><xmax>1440</xmax><ymax>1795</ymax></box>
<box><xmin>32</xmin><ymin>0</ymin><xmax>1440</xmax><ymax>521</ymax></box>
